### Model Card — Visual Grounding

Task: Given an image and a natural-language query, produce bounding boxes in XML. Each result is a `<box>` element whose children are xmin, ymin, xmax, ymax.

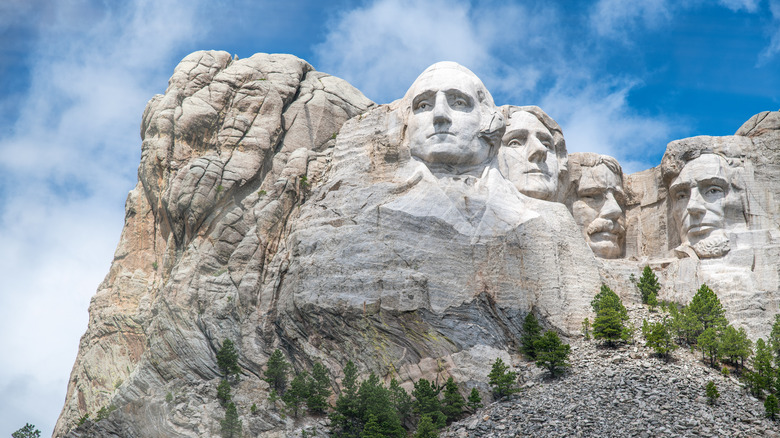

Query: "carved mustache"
<box><xmin>587</xmin><ymin>218</ymin><xmax>624</xmax><ymax>237</ymax></box>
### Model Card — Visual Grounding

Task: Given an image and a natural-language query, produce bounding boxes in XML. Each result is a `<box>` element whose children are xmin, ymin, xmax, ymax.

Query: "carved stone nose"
<box><xmin>600</xmin><ymin>192</ymin><xmax>622</xmax><ymax>219</ymax></box>
<box><xmin>527</xmin><ymin>137</ymin><xmax>547</xmax><ymax>163</ymax></box>
<box><xmin>432</xmin><ymin>92</ymin><xmax>451</xmax><ymax>126</ymax></box>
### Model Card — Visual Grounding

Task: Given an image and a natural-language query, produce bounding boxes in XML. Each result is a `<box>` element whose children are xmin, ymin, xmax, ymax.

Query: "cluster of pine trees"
<box><xmin>590</xmin><ymin>266</ymin><xmax>780</xmax><ymax>419</ymax></box>
<box><xmin>261</xmin><ymin>351</ymin><xmax>484</xmax><ymax>437</ymax></box>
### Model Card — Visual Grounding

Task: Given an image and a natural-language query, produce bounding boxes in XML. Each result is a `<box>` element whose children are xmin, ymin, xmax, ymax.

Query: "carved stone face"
<box><xmin>498</xmin><ymin>111</ymin><xmax>560</xmax><ymax>200</ymax></box>
<box><xmin>572</xmin><ymin>164</ymin><xmax>625</xmax><ymax>259</ymax></box>
<box><xmin>669</xmin><ymin>154</ymin><xmax>731</xmax><ymax>249</ymax></box>
<box><xmin>407</xmin><ymin>68</ymin><xmax>487</xmax><ymax>167</ymax></box>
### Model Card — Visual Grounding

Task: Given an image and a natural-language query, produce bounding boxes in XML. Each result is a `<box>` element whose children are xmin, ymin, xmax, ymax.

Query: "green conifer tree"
<box><xmin>520</xmin><ymin>313</ymin><xmax>543</xmax><ymax>359</ymax></box>
<box><xmin>220</xmin><ymin>402</ymin><xmax>242</xmax><ymax>438</ymax></box>
<box><xmin>487</xmin><ymin>357</ymin><xmax>518</xmax><ymax>399</ymax></box>
<box><xmin>770</xmin><ymin>314</ymin><xmax>780</xmax><ymax>366</ymax></box>
<box><xmin>766</xmin><ymin>394</ymin><xmax>779</xmax><ymax>420</ymax></box>
<box><xmin>217</xmin><ymin>379</ymin><xmax>232</xmax><ymax>407</ymax></box>
<box><xmin>389</xmin><ymin>378</ymin><xmax>413</xmax><ymax>425</ymax></box>
<box><xmin>264</xmin><ymin>349</ymin><xmax>290</xmax><ymax>395</ymax></box>
<box><xmin>360</xmin><ymin>414</ymin><xmax>384</xmax><ymax>438</ymax></box>
<box><xmin>591</xmin><ymin>285</ymin><xmax>630</xmax><ymax>346</ymax></box>
<box><xmin>705</xmin><ymin>381</ymin><xmax>719</xmax><ymax>406</ymax></box>
<box><xmin>441</xmin><ymin>377</ymin><xmax>465</xmax><ymax>423</ymax></box>
<box><xmin>217</xmin><ymin>339</ymin><xmax>241</xmax><ymax>380</ymax></box>
<box><xmin>642</xmin><ymin>317</ymin><xmax>677</xmax><ymax>362</ymax></box>
<box><xmin>307</xmin><ymin>362</ymin><xmax>331</xmax><ymax>414</ymax></box>
<box><xmin>414</xmin><ymin>415</ymin><xmax>439</xmax><ymax>438</ymax></box>
<box><xmin>637</xmin><ymin>266</ymin><xmax>661</xmax><ymax>305</ymax></box>
<box><xmin>753</xmin><ymin>338</ymin><xmax>774</xmax><ymax>393</ymax></box>
<box><xmin>467</xmin><ymin>388</ymin><xmax>483</xmax><ymax>411</ymax></box>
<box><xmin>283</xmin><ymin>371</ymin><xmax>311</xmax><ymax>417</ymax></box>
<box><xmin>12</xmin><ymin>424</ymin><xmax>41</xmax><ymax>438</ymax></box>
<box><xmin>331</xmin><ymin>361</ymin><xmax>361</xmax><ymax>437</ymax></box>
<box><xmin>534</xmin><ymin>331</ymin><xmax>571</xmax><ymax>377</ymax></box>
<box><xmin>412</xmin><ymin>378</ymin><xmax>446</xmax><ymax>429</ymax></box>
<box><xmin>688</xmin><ymin>284</ymin><xmax>727</xmax><ymax>332</ymax></box>
<box><xmin>719</xmin><ymin>325</ymin><xmax>752</xmax><ymax>371</ymax></box>
<box><xmin>358</xmin><ymin>374</ymin><xmax>405</xmax><ymax>438</ymax></box>
<box><xmin>582</xmin><ymin>317</ymin><xmax>591</xmax><ymax>340</ymax></box>
<box><xmin>698</xmin><ymin>327</ymin><xmax>721</xmax><ymax>367</ymax></box>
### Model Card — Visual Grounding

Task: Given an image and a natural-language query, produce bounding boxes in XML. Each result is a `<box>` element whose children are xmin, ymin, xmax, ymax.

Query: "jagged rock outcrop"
<box><xmin>55</xmin><ymin>51</ymin><xmax>780</xmax><ymax>437</ymax></box>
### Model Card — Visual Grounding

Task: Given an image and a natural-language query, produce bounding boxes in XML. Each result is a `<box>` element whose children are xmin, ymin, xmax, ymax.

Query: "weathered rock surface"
<box><xmin>55</xmin><ymin>50</ymin><xmax>780</xmax><ymax>438</ymax></box>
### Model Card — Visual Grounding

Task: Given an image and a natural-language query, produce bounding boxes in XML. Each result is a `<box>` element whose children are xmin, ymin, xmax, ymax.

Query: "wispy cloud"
<box><xmin>0</xmin><ymin>1</ymin><xmax>198</xmax><ymax>435</ymax></box>
<box><xmin>758</xmin><ymin>0</ymin><xmax>780</xmax><ymax>65</ymax></box>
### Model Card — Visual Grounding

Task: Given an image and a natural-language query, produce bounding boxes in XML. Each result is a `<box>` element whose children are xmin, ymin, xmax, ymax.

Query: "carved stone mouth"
<box><xmin>428</xmin><ymin>131</ymin><xmax>454</xmax><ymax>138</ymax></box>
<box><xmin>686</xmin><ymin>224</ymin><xmax>717</xmax><ymax>236</ymax></box>
<box><xmin>589</xmin><ymin>231</ymin><xmax>618</xmax><ymax>242</ymax></box>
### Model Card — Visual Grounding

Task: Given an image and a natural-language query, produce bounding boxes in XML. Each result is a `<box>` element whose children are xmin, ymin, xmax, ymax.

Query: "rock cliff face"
<box><xmin>55</xmin><ymin>52</ymin><xmax>780</xmax><ymax>437</ymax></box>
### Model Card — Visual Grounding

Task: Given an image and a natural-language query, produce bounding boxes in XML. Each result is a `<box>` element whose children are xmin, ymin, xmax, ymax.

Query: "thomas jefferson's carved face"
<box><xmin>669</xmin><ymin>154</ymin><xmax>730</xmax><ymax>247</ymax></box>
<box><xmin>407</xmin><ymin>69</ymin><xmax>487</xmax><ymax>167</ymax></box>
<box><xmin>572</xmin><ymin>164</ymin><xmax>625</xmax><ymax>259</ymax></box>
<box><xmin>498</xmin><ymin>111</ymin><xmax>560</xmax><ymax>200</ymax></box>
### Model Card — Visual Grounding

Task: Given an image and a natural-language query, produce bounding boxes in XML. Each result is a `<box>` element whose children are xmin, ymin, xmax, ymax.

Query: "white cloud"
<box><xmin>758</xmin><ymin>0</ymin><xmax>780</xmax><ymax>65</ymax></box>
<box><xmin>589</xmin><ymin>0</ymin><xmax>672</xmax><ymax>38</ymax></box>
<box><xmin>717</xmin><ymin>0</ymin><xmax>760</xmax><ymax>12</ymax></box>
<box><xmin>0</xmin><ymin>0</ymin><xmax>198</xmax><ymax>436</ymax></box>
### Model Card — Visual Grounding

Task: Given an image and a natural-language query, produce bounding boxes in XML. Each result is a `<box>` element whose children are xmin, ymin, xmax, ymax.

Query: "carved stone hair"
<box><xmin>660</xmin><ymin>136</ymin><xmax>745</xmax><ymax>189</ymax></box>
<box><xmin>401</xmin><ymin>62</ymin><xmax>505</xmax><ymax>154</ymax></box>
<box><xmin>567</xmin><ymin>152</ymin><xmax>623</xmax><ymax>188</ymax></box>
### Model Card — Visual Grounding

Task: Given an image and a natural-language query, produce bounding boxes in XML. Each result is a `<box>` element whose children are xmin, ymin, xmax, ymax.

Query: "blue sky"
<box><xmin>0</xmin><ymin>0</ymin><xmax>778</xmax><ymax>435</ymax></box>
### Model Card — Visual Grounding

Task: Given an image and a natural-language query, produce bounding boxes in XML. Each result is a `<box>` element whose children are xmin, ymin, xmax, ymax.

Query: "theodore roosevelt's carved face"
<box><xmin>669</xmin><ymin>154</ymin><xmax>731</xmax><ymax>248</ymax></box>
<box><xmin>572</xmin><ymin>162</ymin><xmax>625</xmax><ymax>259</ymax></box>
<box><xmin>498</xmin><ymin>111</ymin><xmax>560</xmax><ymax>200</ymax></box>
<box><xmin>406</xmin><ymin>67</ymin><xmax>488</xmax><ymax>168</ymax></box>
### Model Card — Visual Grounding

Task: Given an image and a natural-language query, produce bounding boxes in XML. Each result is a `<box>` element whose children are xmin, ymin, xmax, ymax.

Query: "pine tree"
<box><xmin>520</xmin><ymin>313</ymin><xmax>543</xmax><ymax>359</ymax></box>
<box><xmin>441</xmin><ymin>377</ymin><xmax>465</xmax><ymax>423</ymax></box>
<box><xmin>283</xmin><ymin>371</ymin><xmax>311</xmax><ymax>417</ymax></box>
<box><xmin>12</xmin><ymin>424</ymin><xmax>41</xmax><ymax>438</ymax></box>
<box><xmin>705</xmin><ymin>381</ymin><xmax>719</xmax><ymax>406</ymax></box>
<box><xmin>389</xmin><ymin>378</ymin><xmax>413</xmax><ymax>425</ymax></box>
<box><xmin>307</xmin><ymin>362</ymin><xmax>331</xmax><ymax>414</ymax></box>
<box><xmin>414</xmin><ymin>415</ymin><xmax>439</xmax><ymax>438</ymax></box>
<box><xmin>642</xmin><ymin>317</ymin><xmax>677</xmax><ymax>362</ymax></box>
<box><xmin>220</xmin><ymin>402</ymin><xmax>242</xmax><ymax>438</ymax></box>
<box><xmin>582</xmin><ymin>318</ymin><xmax>591</xmax><ymax>340</ymax></box>
<box><xmin>770</xmin><ymin>314</ymin><xmax>780</xmax><ymax>366</ymax></box>
<box><xmin>753</xmin><ymin>338</ymin><xmax>774</xmax><ymax>393</ymax></box>
<box><xmin>488</xmin><ymin>357</ymin><xmax>518</xmax><ymax>399</ymax></box>
<box><xmin>766</xmin><ymin>394</ymin><xmax>779</xmax><ymax>420</ymax></box>
<box><xmin>217</xmin><ymin>379</ymin><xmax>232</xmax><ymax>406</ymax></box>
<box><xmin>719</xmin><ymin>325</ymin><xmax>752</xmax><ymax>371</ymax></box>
<box><xmin>688</xmin><ymin>284</ymin><xmax>727</xmax><ymax>332</ymax></box>
<box><xmin>534</xmin><ymin>331</ymin><xmax>571</xmax><ymax>377</ymax></box>
<box><xmin>669</xmin><ymin>304</ymin><xmax>703</xmax><ymax>346</ymax></box>
<box><xmin>412</xmin><ymin>378</ymin><xmax>446</xmax><ymax>429</ymax></box>
<box><xmin>637</xmin><ymin>266</ymin><xmax>661</xmax><ymax>305</ymax></box>
<box><xmin>331</xmin><ymin>361</ymin><xmax>361</xmax><ymax>437</ymax></box>
<box><xmin>360</xmin><ymin>414</ymin><xmax>384</xmax><ymax>438</ymax></box>
<box><xmin>591</xmin><ymin>285</ymin><xmax>630</xmax><ymax>347</ymax></box>
<box><xmin>698</xmin><ymin>327</ymin><xmax>720</xmax><ymax>367</ymax></box>
<box><xmin>264</xmin><ymin>349</ymin><xmax>290</xmax><ymax>395</ymax></box>
<box><xmin>467</xmin><ymin>388</ymin><xmax>483</xmax><ymax>411</ymax></box>
<box><xmin>217</xmin><ymin>339</ymin><xmax>241</xmax><ymax>380</ymax></box>
<box><xmin>358</xmin><ymin>374</ymin><xmax>405</xmax><ymax>438</ymax></box>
